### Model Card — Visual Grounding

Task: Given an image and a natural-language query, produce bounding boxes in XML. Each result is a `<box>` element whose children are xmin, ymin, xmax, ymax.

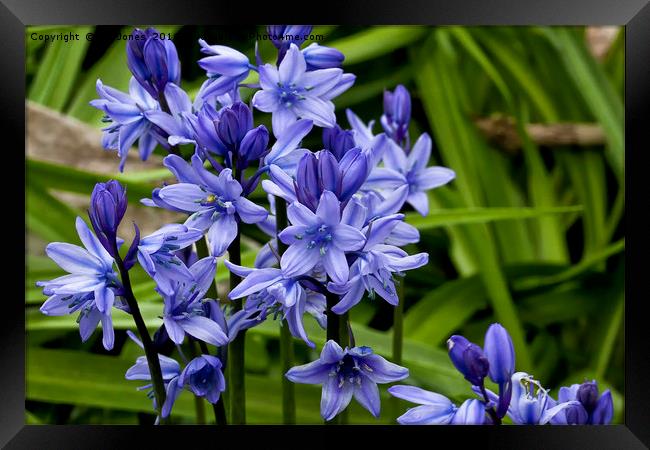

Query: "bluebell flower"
<box><xmin>225</xmin><ymin>261</ymin><xmax>326</xmax><ymax>347</ymax></box>
<box><xmin>286</xmin><ymin>340</ymin><xmax>409</xmax><ymax>420</ymax></box>
<box><xmin>381</xmin><ymin>84</ymin><xmax>411</xmax><ymax>146</ymax></box>
<box><xmin>480</xmin><ymin>372</ymin><xmax>580</xmax><ymax>425</ymax></box>
<box><xmin>355</xmin><ymin>188</ymin><xmax>420</xmax><ymax>246</ymax></box>
<box><xmin>38</xmin><ymin>217</ymin><xmax>121</xmax><ymax>350</ymax></box>
<box><xmin>365</xmin><ymin>133</ymin><xmax>456</xmax><ymax>216</ymax></box>
<box><xmin>278</xmin><ymin>191</ymin><xmax>366</xmax><ymax>284</ymax></box>
<box><xmin>143</xmin><ymin>83</ymin><xmax>196</xmax><ymax>148</ymax></box>
<box><xmin>267</xmin><ymin>25</ymin><xmax>313</xmax><ymax>62</ymax></box>
<box><xmin>158</xmin><ymin>256</ymin><xmax>229</xmax><ymax>347</ymax></box>
<box><xmin>156</xmin><ymin>154</ymin><xmax>268</xmax><ymax>256</ymax></box>
<box><xmin>483</xmin><ymin>322</ymin><xmax>516</xmax><ymax>417</ymax></box>
<box><xmin>196</xmin><ymin>39</ymin><xmax>251</xmax><ymax>102</ymax></box>
<box><xmin>302</xmin><ymin>43</ymin><xmax>345</xmax><ymax>70</ymax></box>
<box><xmin>126</xmin><ymin>27</ymin><xmax>181</xmax><ymax>99</ymax></box>
<box><xmin>124</xmin><ymin>330</ymin><xmax>182</xmax><ymax>422</ymax></box>
<box><xmin>328</xmin><ymin>213</ymin><xmax>428</xmax><ymax>313</ymax></box>
<box><xmin>262</xmin><ymin>119</ymin><xmax>313</xmax><ymax>174</ymax></box>
<box><xmin>164</xmin><ymin>355</ymin><xmax>227</xmax><ymax>416</ymax></box>
<box><xmin>87</xmin><ymin>180</ymin><xmax>128</xmax><ymax>256</ymax></box>
<box><xmin>388</xmin><ymin>386</ymin><xmax>486</xmax><ymax>425</ymax></box>
<box><xmin>90</xmin><ymin>77</ymin><xmax>162</xmax><ymax>171</ymax></box>
<box><xmin>137</xmin><ymin>224</ymin><xmax>203</xmax><ymax>295</ymax></box>
<box><xmin>447</xmin><ymin>335</ymin><xmax>490</xmax><ymax>387</ymax></box>
<box><xmin>252</xmin><ymin>43</ymin><xmax>354</xmax><ymax>137</ymax></box>
<box><xmin>551</xmin><ymin>381</ymin><xmax>613</xmax><ymax>425</ymax></box>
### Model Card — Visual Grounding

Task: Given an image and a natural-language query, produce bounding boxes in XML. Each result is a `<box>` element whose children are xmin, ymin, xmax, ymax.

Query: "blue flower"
<box><xmin>447</xmin><ymin>335</ymin><xmax>490</xmax><ymax>387</ymax></box>
<box><xmin>481</xmin><ymin>372</ymin><xmax>579</xmax><ymax>425</ymax></box>
<box><xmin>143</xmin><ymin>83</ymin><xmax>196</xmax><ymax>148</ymax></box>
<box><xmin>381</xmin><ymin>84</ymin><xmax>411</xmax><ymax>146</ymax></box>
<box><xmin>286</xmin><ymin>340</ymin><xmax>409</xmax><ymax>420</ymax></box>
<box><xmin>90</xmin><ymin>78</ymin><xmax>162</xmax><ymax>171</ymax></box>
<box><xmin>388</xmin><ymin>386</ymin><xmax>486</xmax><ymax>425</ymax></box>
<box><xmin>252</xmin><ymin>43</ymin><xmax>354</xmax><ymax>137</ymax></box>
<box><xmin>196</xmin><ymin>39</ymin><xmax>251</xmax><ymax>103</ymax></box>
<box><xmin>37</xmin><ymin>217</ymin><xmax>121</xmax><ymax>350</ymax></box>
<box><xmin>88</xmin><ymin>180</ymin><xmax>128</xmax><ymax>256</ymax></box>
<box><xmin>137</xmin><ymin>224</ymin><xmax>203</xmax><ymax>295</ymax></box>
<box><xmin>262</xmin><ymin>119</ymin><xmax>313</xmax><ymax>174</ymax></box>
<box><xmin>124</xmin><ymin>330</ymin><xmax>182</xmax><ymax>421</ymax></box>
<box><xmin>278</xmin><ymin>191</ymin><xmax>366</xmax><ymax>284</ymax></box>
<box><xmin>483</xmin><ymin>322</ymin><xmax>516</xmax><ymax>417</ymax></box>
<box><xmin>126</xmin><ymin>27</ymin><xmax>181</xmax><ymax>99</ymax></box>
<box><xmin>322</xmin><ymin>124</ymin><xmax>356</xmax><ymax>160</ymax></box>
<box><xmin>163</xmin><ymin>355</ymin><xmax>227</xmax><ymax>416</ymax></box>
<box><xmin>302</xmin><ymin>43</ymin><xmax>345</xmax><ymax>70</ymax></box>
<box><xmin>225</xmin><ymin>261</ymin><xmax>326</xmax><ymax>347</ymax></box>
<box><xmin>328</xmin><ymin>212</ymin><xmax>428</xmax><ymax>314</ymax></box>
<box><xmin>552</xmin><ymin>381</ymin><xmax>613</xmax><ymax>425</ymax></box>
<box><xmin>365</xmin><ymin>133</ymin><xmax>456</xmax><ymax>216</ymax></box>
<box><xmin>158</xmin><ymin>256</ymin><xmax>229</xmax><ymax>347</ymax></box>
<box><xmin>156</xmin><ymin>154</ymin><xmax>268</xmax><ymax>256</ymax></box>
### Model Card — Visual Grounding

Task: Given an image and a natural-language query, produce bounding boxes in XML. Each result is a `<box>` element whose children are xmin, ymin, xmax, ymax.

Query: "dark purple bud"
<box><xmin>322</xmin><ymin>125</ymin><xmax>356</xmax><ymax>160</ymax></box>
<box><xmin>382</xmin><ymin>84</ymin><xmax>411</xmax><ymax>144</ymax></box>
<box><xmin>565</xmin><ymin>404</ymin><xmax>589</xmax><ymax>425</ymax></box>
<box><xmin>215</xmin><ymin>102</ymin><xmax>253</xmax><ymax>150</ymax></box>
<box><xmin>143</xmin><ymin>38</ymin><xmax>169</xmax><ymax>94</ymax></box>
<box><xmin>239</xmin><ymin>125</ymin><xmax>269</xmax><ymax>163</ymax></box>
<box><xmin>89</xmin><ymin>180</ymin><xmax>127</xmax><ymax>255</ymax></box>
<box><xmin>317</xmin><ymin>150</ymin><xmax>341</xmax><ymax>195</ymax></box>
<box><xmin>447</xmin><ymin>335</ymin><xmax>489</xmax><ymax>386</ymax></box>
<box><xmin>483</xmin><ymin>323</ymin><xmax>515</xmax><ymax>385</ymax></box>
<box><xmin>339</xmin><ymin>148</ymin><xmax>368</xmax><ymax>201</ymax></box>
<box><xmin>126</xmin><ymin>27</ymin><xmax>180</xmax><ymax>98</ymax></box>
<box><xmin>591</xmin><ymin>389</ymin><xmax>613</xmax><ymax>424</ymax></box>
<box><xmin>296</xmin><ymin>153</ymin><xmax>320</xmax><ymax>211</ymax></box>
<box><xmin>577</xmin><ymin>381</ymin><xmax>600</xmax><ymax>413</ymax></box>
<box><xmin>303</xmin><ymin>43</ymin><xmax>344</xmax><ymax>70</ymax></box>
<box><xmin>267</xmin><ymin>25</ymin><xmax>288</xmax><ymax>49</ymax></box>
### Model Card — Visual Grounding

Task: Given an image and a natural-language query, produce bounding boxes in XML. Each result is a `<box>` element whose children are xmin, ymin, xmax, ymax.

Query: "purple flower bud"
<box><xmin>215</xmin><ymin>102</ymin><xmax>254</xmax><ymax>151</ymax></box>
<box><xmin>239</xmin><ymin>125</ymin><xmax>269</xmax><ymax>163</ymax></box>
<box><xmin>447</xmin><ymin>335</ymin><xmax>489</xmax><ymax>386</ymax></box>
<box><xmin>126</xmin><ymin>27</ymin><xmax>180</xmax><ymax>98</ymax></box>
<box><xmin>89</xmin><ymin>180</ymin><xmax>127</xmax><ymax>255</ymax></box>
<box><xmin>322</xmin><ymin>124</ymin><xmax>355</xmax><ymax>160</ymax></box>
<box><xmin>302</xmin><ymin>43</ymin><xmax>344</xmax><ymax>70</ymax></box>
<box><xmin>483</xmin><ymin>323</ymin><xmax>515</xmax><ymax>385</ymax></box>
<box><xmin>577</xmin><ymin>381</ymin><xmax>600</xmax><ymax>413</ymax></box>
<box><xmin>381</xmin><ymin>84</ymin><xmax>411</xmax><ymax>144</ymax></box>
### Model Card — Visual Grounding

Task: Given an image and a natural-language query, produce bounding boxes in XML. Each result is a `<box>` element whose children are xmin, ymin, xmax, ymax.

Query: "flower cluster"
<box><xmin>389</xmin><ymin>323</ymin><xmax>613</xmax><ymax>425</ymax></box>
<box><xmin>35</xmin><ymin>24</ymin><xmax>614</xmax><ymax>426</ymax></box>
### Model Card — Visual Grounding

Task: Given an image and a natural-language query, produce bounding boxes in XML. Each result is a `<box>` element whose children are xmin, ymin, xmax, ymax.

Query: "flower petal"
<box><xmin>237</xmin><ymin>197</ymin><xmax>268</xmax><ymax>224</ymax></box>
<box><xmin>45</xmin><ymin>242</ymin><xmax>101</xmax><ymax>274</ymax></box>
<box><xmin>361</xmin><ymin>354</ymin><xmax>409</xmax><ymax>383</ymax></box>
<box><xmin>354</xmin><ymin>378</ymin><xmax>381</xmax><ymax>417</ymax></box>
<box><xmin>280</xmin><ymin>243</ymin><xmax>319</xmax><ymax>279</ymax></box>
<box><xmin>208</xmin><ymin>214</ymin><xmax>238</xmax><ymax>257</ymax></box>
<box><xmin>158</xmin><ymin>183</ymin><xmax>207</xmax><ymax>213</ymax></box>
<box><xmin>285</xmin><ymin>359</ymin><xmax>329</xmax><ymax>384</ymax></box>
<box><xmin>179</xmin><ymin>316</ymin><xmax>229</xmax><ymax>346</ymax></box>
<box><xmin>323</xmin><ymin>247</ymin><xmax>349</xmax><ymax>284</ymax></box>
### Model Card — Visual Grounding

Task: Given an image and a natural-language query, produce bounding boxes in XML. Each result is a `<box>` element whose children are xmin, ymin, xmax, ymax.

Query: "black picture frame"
<box><xmin>5</xmin><ymin>0</ymin><xmax>648</xmax><ymax>448</ymax></box>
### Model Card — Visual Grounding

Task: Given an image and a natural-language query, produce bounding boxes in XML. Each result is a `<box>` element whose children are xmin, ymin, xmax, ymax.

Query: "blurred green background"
<box><xmin>25</xmin><ymin>25</ymin><xmax>624</xmax><ymax>424</ymax></box>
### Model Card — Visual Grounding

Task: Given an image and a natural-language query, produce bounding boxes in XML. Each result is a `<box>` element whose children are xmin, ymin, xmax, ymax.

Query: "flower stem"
<box><xmin>390</xmin><ymin>280</ymin><xmax>405</xmax><ymax>421</ymax></box>
<box><xmin>480</xmin><ymin>385</ymin><xmax>501</xmax><ymax>425</ymax></box>
<box><xmin>115</xmin><ymin>254</ymin><xmax>168</xmax><ymax>424</ymax></box>
<box><xmin>275</xmin><ymin>198</ymin><xmax>296</xmax><ymax>424</ymax></box>
<box><xmin>227</xmin><ymin>231</ymin><xmax>246</xmax><ymax>424</ymax></box>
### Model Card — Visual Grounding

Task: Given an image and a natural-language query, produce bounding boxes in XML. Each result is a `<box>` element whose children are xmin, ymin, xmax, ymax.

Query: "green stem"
<box><xmin>115</xmin><ymin>254</ymin><xmax>168</xmax><ymax>424</ymax></box>
<box><xmin>275</xmin><ymin>198</ymin><xmax>296</xmax><ymax>424</ymax></box>
<box><xmin>227</xmin><ymin>231</ymin><xmax>246</xmax><ymax>424</ymax></box>
<box><xmin>390</xmin><ymin>280</ymin><xmax>405</xmax><ymax>422</ymax></box>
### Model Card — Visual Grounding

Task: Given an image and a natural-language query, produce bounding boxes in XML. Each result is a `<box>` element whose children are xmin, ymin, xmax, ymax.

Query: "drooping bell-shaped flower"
<box><xmin>447</xmin><ymin>335</ymin><xmax>489</xmax><ymax>387</ymax></box>
<box><xmin>388</xmin><ymin>385</ymin><xmax>486</xmax><ymax>425</ymax></box>
<box><xmin>286</xmin><ymin>340</ymin><xmax>409</xmax><ymax>421</ymax></box>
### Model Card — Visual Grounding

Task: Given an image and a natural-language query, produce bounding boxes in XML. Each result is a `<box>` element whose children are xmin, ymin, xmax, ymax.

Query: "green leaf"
<box><xmin>330</xmin><ymin>26</ymin><xmax>427</xmax><ymax>66</ymax></box>
<box><xmin>405</xmin><ymin>205</ymin><xmax>583</xmax><ymax>230</ymax></box>
<box><xmin>27</xmin><ymin>158</ymin><xmax>156</xmax><ymax>204</ymax></box>
<box><xmin>26</xmin><ymin>182</ymin><xmax>82</xmax><ymax>243</ymax></box>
